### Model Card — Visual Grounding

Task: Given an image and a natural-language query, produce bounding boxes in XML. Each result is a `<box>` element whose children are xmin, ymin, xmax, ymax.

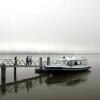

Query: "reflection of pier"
<box><xmin>0</xmin><ymin>76</ymin><xmax>41</xmax><ymax>96</ymax></box>
<box><xmin>0</xmin><ymin>65</ymin><xmax>42</xmax><ymax>96</ymax></box>
<box><xmin>0</xmin><ymin>64</ymin><xmax>90</xmax><ymax>96</ymax></box>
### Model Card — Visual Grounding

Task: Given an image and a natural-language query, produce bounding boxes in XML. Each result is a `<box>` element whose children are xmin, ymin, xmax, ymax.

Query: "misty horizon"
<box><xmin>0</xmin><ymin>50</ymin><xmax>100</xmax><ymax>55</ymax></box>
<box><xmin>0</xmin><ymin>0</ymin><xmax>100</xmax><ymax>54</ymax></box>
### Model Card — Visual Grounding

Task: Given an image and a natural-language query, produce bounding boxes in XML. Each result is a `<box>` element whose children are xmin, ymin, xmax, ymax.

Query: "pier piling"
<box><xmin>63</xmin><ymin>56</ymin><xmax>65</xmax><ymax>59</ymax></box>
<box><xmin>1</xmin><ymin>63</ymin><xmax>6</xmax><ymax>94</ymax></box>
<box><xmin>1</xmin><ymin>63</ymin><xmax>6</xmax><ymax>81</ymax></box>
<box><xmin>14</xmin><ymin>66</ymin><xmax>18</xmax><ymax>92</ymax></box>
<box><xmin>39</xmin><ymin>57</ymin><xmax>42</xmax><ymax>69</ymax></box>
<box><xmin>47</xmin><ymin>57</ymin><xmax>50</xmax><ymax>65</ymax></box>
<box><xmin>14</xmin><ymin>65</ymin><xmax>17</xmax><ymax>82</ymax></box>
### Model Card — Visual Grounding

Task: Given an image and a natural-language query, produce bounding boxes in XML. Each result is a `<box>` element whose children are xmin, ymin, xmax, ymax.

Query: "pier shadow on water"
<box><xmin>0</xmin><ymin>68</ymin><xmax>90</xmax><ymax>96</ymax></box>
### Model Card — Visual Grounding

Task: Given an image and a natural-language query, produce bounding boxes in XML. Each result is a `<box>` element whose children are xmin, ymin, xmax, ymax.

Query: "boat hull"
<box><xmin>35</xmin><ymin>66</ymin><xmax>91</xmax><ymax>74</ymax></box>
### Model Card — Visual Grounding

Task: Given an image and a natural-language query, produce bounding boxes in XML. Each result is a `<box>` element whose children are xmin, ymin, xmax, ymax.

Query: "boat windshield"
<box><xmin>56</xmin><ymin>60</ymin><xmax>68</xmax><ymax>65</ymax></box>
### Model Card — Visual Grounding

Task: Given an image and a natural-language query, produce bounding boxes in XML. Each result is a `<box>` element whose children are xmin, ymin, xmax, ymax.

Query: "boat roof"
<box><xmin>58</xmin><ymin>56</ymin><xmax>87</xmax><ymax>61</ymax></box>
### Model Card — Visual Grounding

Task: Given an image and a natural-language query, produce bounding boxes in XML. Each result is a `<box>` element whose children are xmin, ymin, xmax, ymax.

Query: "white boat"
<box><xmin>35</xmin><ymin>56</ymin><xmax>91</xmax><ymax>73</ymax></box>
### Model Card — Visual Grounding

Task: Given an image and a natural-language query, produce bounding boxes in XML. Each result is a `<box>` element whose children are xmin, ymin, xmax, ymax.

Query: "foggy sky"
<box><xmin>0</xmin><ymin>0</ymin><xmax>100</xmax><ymax>53</ymax></box>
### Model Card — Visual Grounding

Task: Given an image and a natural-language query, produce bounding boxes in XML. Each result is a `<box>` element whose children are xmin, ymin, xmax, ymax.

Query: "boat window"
<box><xmin>68</xmin><ymin>61</ymin><xmax>75</xmax><ymax>66</ymax></box>
<box><xmin>67</xmin><ymin>60</ymin><xmax>81</xmax><ymax>66</ymax></box>
<box><xmin>81</xmin><ymin>59</ymin><xmax>88</xmax><ymax>65</ymax></box>
<box><xmin>76</xmin><ymin>61</ymin><xmax>81</xmax><ymax>65</ymax></box>
<box><xmin>56</xmin><ymin>60</ymin><xmax>67</xmax><ymax>64</ymax></box>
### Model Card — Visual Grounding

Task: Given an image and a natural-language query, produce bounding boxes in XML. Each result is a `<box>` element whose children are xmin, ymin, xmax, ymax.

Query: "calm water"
<box><xmin>0</xmin><ymin>55</ymin><xmax>100</xmax><ymax>100</ymax></box>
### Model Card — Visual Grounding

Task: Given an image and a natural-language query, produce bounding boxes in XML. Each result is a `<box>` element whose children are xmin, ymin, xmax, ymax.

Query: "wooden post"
<box><xmin>47</xmin><ymin>57</ymin><xmax>50</xmax><ymax>65</ymax></box>
<box><xmin>63</xmin><ymin>56</ymin><xmax>65</xmax><ymax>59</ymax></box>
<box><xmin>14</xmin><ymin>65</ymin><xmax>17</xmax><ymax>82</ymax></box>
<box><xmin>14</xmin><ymin>65</ymin><xmax>18</xmax><ymax>92</ymax></box>
<box><xmin>39</xmin><ymin>57</ymin><xmax>42</xmax><ymax>69</ymax></box>
<box><xmin>1</xmin><ymin>63</ymin><xmax>6</xmax><ymax>83</ymax></box>
<box><xmin>1</xmin><ymin>63</ymin><xmax>6</xmax><ymax>95</ymax></box>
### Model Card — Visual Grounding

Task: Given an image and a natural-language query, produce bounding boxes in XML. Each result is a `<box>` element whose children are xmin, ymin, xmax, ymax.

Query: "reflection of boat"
<box><xmin>44</xmin><ymin>70</ymin><xmax>90</xmax><ymax>86</ymax></box>
<box><xmin>0</xmin><ymin>70</ymin><xmax>90</xmax><ymax>96</ymax></box>
<box><xmin>35</xmin><ymin>56</ymin><xmax>91</xmax><ymax>73</ymax></box>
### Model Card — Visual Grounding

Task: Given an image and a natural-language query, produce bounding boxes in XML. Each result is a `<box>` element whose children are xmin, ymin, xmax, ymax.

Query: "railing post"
<box><xmin>14</xmin><ymin>65</ymin><xmax>17</xmax><ymax>82</ymax></box>
<box><xmin>1</xmin><ymin>63</ymin><xmax>6</xmax><ymax>95</ymax></box>
<box><xmin>63</xmin><ymin>56</ymin><xmax>65</xmax><ymax>59</ymax></box>
<box><xmin>47</xmin><ymin>57</ymin><xmax>50</xmax><ymax>65</ymax></box>
<box><xmin>14</xmin><ymin>65</ymin><xmax>18</xmax><ymax>92</ymax></box>
<box><xmin>1</xmin><ymin>63</ymin><xmax>6</xmax><ymax>82</ymax></box>
<box><xmin>39</xmin><ymin>57</ymin><xmax>42</xmax><ymax>69</ymax></box>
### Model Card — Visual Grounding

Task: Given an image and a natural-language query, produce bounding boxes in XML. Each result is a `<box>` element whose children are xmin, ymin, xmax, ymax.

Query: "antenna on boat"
<box><xmin>71</xmin><ymin>51</ymin><xmax>75</xmax><ymax>58</ymax></box>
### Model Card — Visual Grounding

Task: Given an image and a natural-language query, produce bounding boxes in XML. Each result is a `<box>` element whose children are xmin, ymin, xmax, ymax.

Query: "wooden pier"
<box><xmin>0</xmin><ymin>57</ymin><xmax>57</xmax><ymax>67</ymax></box>
<box><xmin>0</xmin><ymin>56</ymin><xmax>64</xmax><ymax>96</ymax></box>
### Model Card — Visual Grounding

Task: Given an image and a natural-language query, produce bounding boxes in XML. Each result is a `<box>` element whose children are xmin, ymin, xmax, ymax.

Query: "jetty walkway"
<box><xmin>0</xmin><ymin>57</ymin><xmax>58</xmax><ymax>67</ymax></box>
<box><xmin>0</xmin><ymin>56</ymin><xmax>65</xmax><ymax>96</ymax></box>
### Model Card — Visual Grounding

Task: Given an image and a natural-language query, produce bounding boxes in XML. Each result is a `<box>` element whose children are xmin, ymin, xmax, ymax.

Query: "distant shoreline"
<box><xmin>0</xmin><ymin>52</ymin><xmax>99</xmax><ymax>55</ymax></box>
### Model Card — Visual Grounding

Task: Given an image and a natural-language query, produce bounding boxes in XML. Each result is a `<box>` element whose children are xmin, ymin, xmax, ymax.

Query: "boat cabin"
<box><xmin>56</xmin><ymin>57</ymin><xmax>88</xmax><ymax>66</ymax></box>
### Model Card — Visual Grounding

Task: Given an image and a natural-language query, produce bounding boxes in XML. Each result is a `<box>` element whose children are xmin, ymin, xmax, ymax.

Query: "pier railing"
<box><xmin>0</xmin><ymin>57</ymin><xmax>58</xmax><ymax>67</ymax></box>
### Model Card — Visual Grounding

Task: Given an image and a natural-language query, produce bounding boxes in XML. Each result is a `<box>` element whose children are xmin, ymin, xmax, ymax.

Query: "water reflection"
<box><xmin>44</xmin><ymin>71</ymin><xmax>90</xmax><ymax>87</ymax></box>
<box><xmin>0</xmin><ymin>69</ymin><xmax>90</xmax><ymax>96</ymax></box>
<box><xmin>1</xmin><ymin>77</ymin><xmax>6</xmax><ymax>95</ymax></box>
